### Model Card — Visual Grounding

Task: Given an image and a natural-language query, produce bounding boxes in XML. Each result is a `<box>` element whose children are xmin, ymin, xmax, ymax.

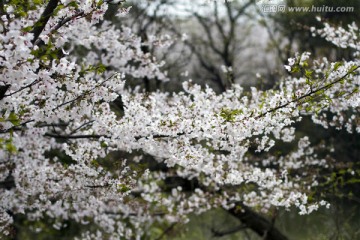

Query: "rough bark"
<box><xmin>228</xmin><ymin>204</ymin><xmax>288</xmax><ymax>240</ymax></box>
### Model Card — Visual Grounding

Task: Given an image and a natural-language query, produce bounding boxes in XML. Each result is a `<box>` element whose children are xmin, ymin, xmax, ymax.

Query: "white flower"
<box><xmin>181</xmin><ymin>33</ymin><xmax>189</xmax><ymax>41</ymax></box>
<box><xmin>288</xmin><ymin>57</ymin><xmax>296</xmax><ymax>66</ymax></box>
<box><xmin>284</xmin><ymin>65</ymin><xmax>292</xmax><ymax>72</ymax></box>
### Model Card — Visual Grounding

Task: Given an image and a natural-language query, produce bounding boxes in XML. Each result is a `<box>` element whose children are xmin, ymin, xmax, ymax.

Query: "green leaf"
<box><xmin>333</xmin><ymin>62</ymin><xmax>342</xmax><ymax>71</ymax></box>
<box><xmin>100</xmin><ymin>141</ymin><xmax>108</xmax><ymax>148</ymax></box>
<box><xmin>117</xmin><ymin>184</ymin><xmax>130</xmax><ymax>193</ymax></box>
<box><xmin>291</xmin><ymin>66</ymin><xmax>300</xmax><ymax>73</ymax></box>
<box><xmin>53</xmin><ymin>4</ymin><xmax>65</xmax><ymax>15</ymax></box>
<box><xmin>97</xmin><ymin>0</ymin><xmax>104</xmax><ymax>7</ymax></box>
<box><xmin>8</xmin><ymin>112</ymin><xmax>21</xmax><ymax>126</ymax></box>
<box><xmin>67</xmin><ymin>1</ymin><xmax>79</xmax><ymax>8</ymax></box>
<box><xmin>91</xmin><ymin>159</ymin><xmax>99</xmax><ymax>167</ymax></box>
<box><xmin>305</xmin><ymin>69</ymin><xmax>313</xmax><ymax>79</ymax></box>
<box><xmin>5</xmin><ymin>142</ymin><xmax>17</xmax><ymax>153</ymax></box>
<box><xmin>96</xmin><ymin>64</ymin><xmax>106</xmax><ymax>74</ymax></box>
<box><xmin>22</xmin><ymin>26</ymin><xmax>33</xmax><ymax>32</ymax></box>
<box><xmin>219</xmin><ymin>108</ymin><xmax>243</xmax><ymax>122</ymax></box>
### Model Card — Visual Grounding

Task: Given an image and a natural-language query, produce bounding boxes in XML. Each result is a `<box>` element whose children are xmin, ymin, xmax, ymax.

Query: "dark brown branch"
<box><xmin>31</xmin><ymin>0</ymin><xmax>59</xmax><ymax>44</ymax></box>
<box><xmin>1</xmin><ymin>0</ymin><xmax>59</xmax><ymax>99</ymax></box>
<box><xmin>70</xmin><ymin>120</ymin><xmax>95</xmax><ymax>135</ymax></box>
<box><xmin>44</xmin><ymin>133</ymin><xmax>107</xmax><ymax>139</ymax></box>
<box><xmin>137</xmin><ymin>132</ymin><xmax>185</xmax><ymax>140</ymax></box>
<box><xmin>35</xmin><ymin>122</ymin><xmax>70</xmax><ymax>128</ymax></box>
<box><xmin>50</xmin><ymin>11</ymin><xmax>84</xmax><ymax>34</ymax></box>
<box><xmin>33</xmin><ymin>10</ymin><xmax>86</xmax><ymax>46</ymax></box>
<box><xmin>234</xmin><ymin>0</ymin><xmax>255</xmax><ymax>20</ymax></box>
<box><xmin>84</xmin><ymin>184</ymin><xmax>111</xmax><ymax>189</ymax></box>
<box><xmin>228</xmin><ymin>203</ymin><xmax>288</xmax><ymax>240</ymax></box>
<box><xmin>3</xmin><ymin>79</ymin><xmax>40</xmax><ymax>98</ymax></box>
<box><xmin>0</xmin><ymin>177</ymin><xmax>15</xmax><ymax>190</ymax></box>
<box><xmin>0</xmin><ymin>120</ymin><xmax>34</xmax><ymax>134</ymax></box>
<box><xmin>214</xmin><ymin>2</ymin><xmax>227</xmax><ymax>41</ymax></box>
<box><xmin>0</xmin><ymin>0</ymin><xmax>5</xmax><ymax>15</ymax></box>
<box><xmin>0</xmin><ymin>84</ymin><xmax>10</xmax><ymax>100</ymax></box>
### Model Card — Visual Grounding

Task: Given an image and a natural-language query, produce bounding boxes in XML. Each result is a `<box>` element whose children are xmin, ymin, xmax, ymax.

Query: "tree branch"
<box><xmin>228</xmin><ymin>203</ymin><xmax>288</xmax><ymax>240</ymax></box>
<box><xmin>257</xmin><ymin>66</ymin><xmax>359</xmax><ymax>118</ymax></box>
<box><xmin>50</xmin><ymin>11</ymin><xmax>85</xmax><ymax>34</ymax></box>
<box><xmin>3</xmin><ymin>79</ymin><xmax>41</xmax><ymax>98</ymax></box>
<box><xmin>31</xmin><ymin>0</ymin><xmax>59</xmax><ymax>44</ymax></box>
<box><xmin>0</xmin><ymin>177</ymin><xmax>15</xmax><ymax>190</ymax></box>
<box><xmin>44</xmin><ymin>133</ymin><xmax>107</xmax><ymax>139</ymax></box>
<box><xmin>0</xmin><ymin>120</ymin><xmax>34</xmax><ymax>134</ymax></box>
<box><xmin>0</xmin><ymin>84</ymin><xmax>10</xmax><ymax>100</ymax></box>
<box><xmin>193</xmin><ymin>12</ymin><xmax>223</xmax><ymax>56</ymax></box>
<box><xmin>53</xmin><ymin>74</ymin><xmax>116</xmax><ymax>110</ymax></box>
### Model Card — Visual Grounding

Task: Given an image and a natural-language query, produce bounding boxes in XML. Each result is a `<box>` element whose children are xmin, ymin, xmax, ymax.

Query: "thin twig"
<box><xmin>256</xmin><ymin>66</ymin><xmax>359</xmax><ymax>119</ymax></box>
<box><xmin>4</xmin><ymin>79</ymin><xmax>41</xmax><ymax>98</ymax></box>
<box><xmin>44</xmin><ymin>133</ymin><xmax>108</xmax><ymax>139</ymax></box>
<box><xmin>70</xmin><ymin>120</ymin><xmax>95</xmax><ymax>135</ymax></box>
<box><xmin>0</xmin><ymin>120</ymin><xmax>34</xmax><ymax>134</ymax></box>
<box><xmin>53</xmin><ymin>74</ymin><xmax>116</xmax><ymax>110</ymax></box>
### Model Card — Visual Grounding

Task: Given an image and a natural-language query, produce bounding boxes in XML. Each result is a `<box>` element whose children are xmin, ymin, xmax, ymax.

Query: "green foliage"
<box><xmin>5</xmin><ymin>0</ymin><xmax>44</xmax><ymax>17</ymax></box>
<box><xmin>80</xmin><ymin>64</ymin><xmax>107</xmax><ymax>77</ymax></box>
<box><xmin>219</xmin><ymin>108</ymin><xmax>243</xmax><ymax>123</ymax></box>
<box><xmin>67</xmin><ymin>1</ymin><xmax>79</xmax><ymax>9</ymax></box>
<box><xmin>117</xmin><ymin>183</ymin><xmax>131</xmax><ymax>193</ymax></box>
<box><xmin>97</xmin><ymin>0</ymin><xmax>104</xmax><ymax>7</ymax></box>
<box><xmin>31</xmin><ymin>39</ymin><xmax>61</xmax><ymax>62</ymax></box>
<box><xmin>0</xmin><ymin>112</ymin><xmax>22</xmax><ymax>153</ymax></box>
<box><xmin>7</xmin><ymin>112</ymin><xmax>21</xmax><ymax>126</ymax></box>
<box><xmin>320</xmin><ymin>168</ymin><xmax>360</xmax><ymax>194</ymax></box>
<box><xmin>0</xmin><ymin>137</ymin><xmax>17</xmax><ymax>154</ymax></box>
<box><xmin>53</xmin><ymin>4</ymin><xmax>65</xmax><ymax>15</ymax></box>
<box><xmin>0</xmin><ymin>111</ymin><xmax>21</xmax><ymax>126</ymax></box>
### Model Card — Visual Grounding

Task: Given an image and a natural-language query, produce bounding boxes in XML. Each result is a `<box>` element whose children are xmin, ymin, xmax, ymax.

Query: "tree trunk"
<box><xmin>228</xmin><ymin>204</ymin><xmax>288</xmax><ymax>240</ymax></box>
